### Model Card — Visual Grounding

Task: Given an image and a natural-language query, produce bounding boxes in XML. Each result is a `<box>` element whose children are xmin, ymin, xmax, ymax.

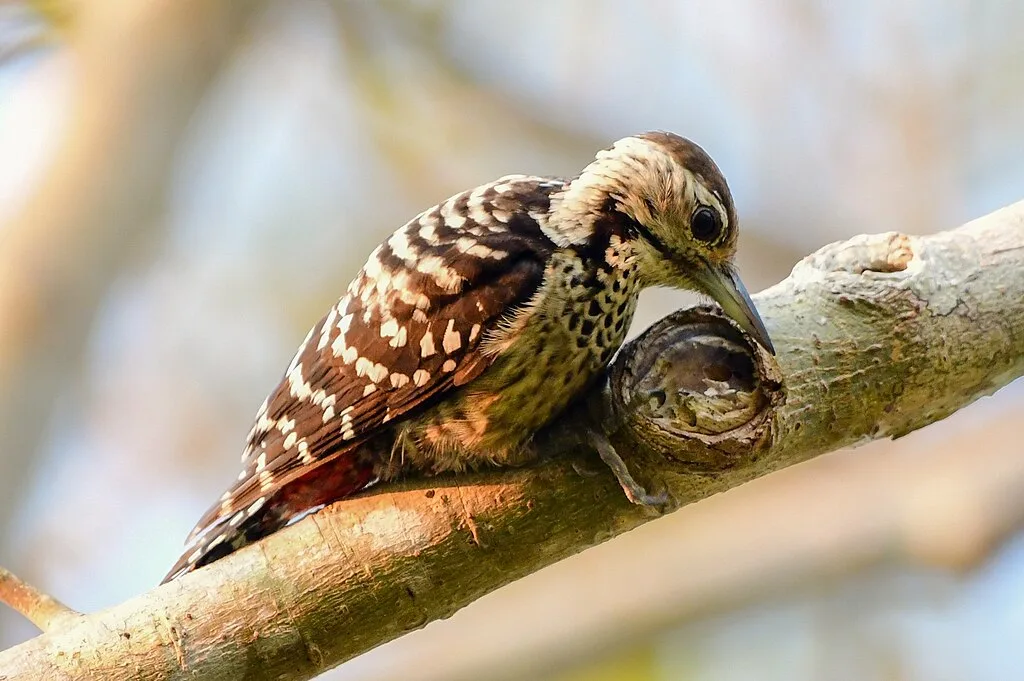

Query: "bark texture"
<box><xmin>0</xmin><ymin>201</ymin><xmax>1021</xmax><ymax>680</ymax></box>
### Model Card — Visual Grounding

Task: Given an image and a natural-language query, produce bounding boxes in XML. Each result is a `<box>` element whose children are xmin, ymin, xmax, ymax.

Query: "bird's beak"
<box><xmin>694</xmin><ymin>263</ymin><xmax>776</xmax><ymax>355</ymax></box>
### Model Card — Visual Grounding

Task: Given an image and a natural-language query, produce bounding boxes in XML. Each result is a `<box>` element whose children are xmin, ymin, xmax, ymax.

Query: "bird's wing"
<box><xmin>181</xmin><ymin>177</ymin><xmax>562</xmax><ymax>550</ymax></box>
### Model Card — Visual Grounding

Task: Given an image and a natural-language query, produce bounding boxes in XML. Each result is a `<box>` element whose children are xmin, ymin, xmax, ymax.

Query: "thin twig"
<box><xmin>0</xmin><ymin>566</ymin><xmax>80</xmax><ymax>633</ymax></box>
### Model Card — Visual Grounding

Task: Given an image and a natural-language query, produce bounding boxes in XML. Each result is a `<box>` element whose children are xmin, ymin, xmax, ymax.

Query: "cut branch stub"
<box><xmin>606</xmin><ymin>306</ymin><xmax>785</xmax><ymax>470</ymax></box>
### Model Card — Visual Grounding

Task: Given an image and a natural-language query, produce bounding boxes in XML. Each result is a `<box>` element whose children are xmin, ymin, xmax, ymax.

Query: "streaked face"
<box><xmin>608</xmin><ymin>133</ymin><xmax>774</xmax><ymax>354</ymax></box>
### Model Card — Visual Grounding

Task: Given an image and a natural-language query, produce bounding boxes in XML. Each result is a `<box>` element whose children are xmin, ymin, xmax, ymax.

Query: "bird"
<box><xmin>163</xmin><ymin>131</ymin><xmax>774</xmax><ymax>582</ymax></box>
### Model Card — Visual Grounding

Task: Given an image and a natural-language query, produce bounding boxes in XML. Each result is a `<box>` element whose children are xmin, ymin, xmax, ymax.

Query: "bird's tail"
<box><xmin>162</xmin><ymin>450</ymin><xmax>379</xmax><ymax>584</ymax></box>
<box><xmin>161</xmin><ymin>499</ymin><xmax>288</xmax><ymax>584</ymax></box>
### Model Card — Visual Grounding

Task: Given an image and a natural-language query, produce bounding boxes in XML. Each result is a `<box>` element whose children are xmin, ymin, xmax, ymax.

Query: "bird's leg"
<box><xmin>586</xmin><ymin>428</ymin><xmax>668</xmax><ymax>506</ymax></box>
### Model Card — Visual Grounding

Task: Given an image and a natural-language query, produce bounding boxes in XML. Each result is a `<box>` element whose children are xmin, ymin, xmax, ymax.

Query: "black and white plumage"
<box><xmin>164</xmin><ymin>132</ymin><xmax>774</xmax><ymax>582</ymax></box>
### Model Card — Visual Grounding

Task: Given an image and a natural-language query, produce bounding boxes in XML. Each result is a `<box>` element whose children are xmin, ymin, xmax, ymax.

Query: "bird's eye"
<box><xmin>690</xmin><ymin>206</ymin><xmax>723</xmax><ymax>243</ymax></box>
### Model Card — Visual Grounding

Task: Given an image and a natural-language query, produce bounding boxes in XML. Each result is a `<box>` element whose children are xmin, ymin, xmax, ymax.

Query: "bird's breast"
<box><xmin>401</xmin><ymin>248</ymin><xmax>641</xmax><ymax>471</ymax></box>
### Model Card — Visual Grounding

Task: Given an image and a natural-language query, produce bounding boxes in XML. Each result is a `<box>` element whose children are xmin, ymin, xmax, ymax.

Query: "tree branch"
<box><xmin>0</xmin><ymin>567</ymin><xmax>80</xmax><ymax>634</ymax></box>
<box><xmin>0</xmin><ymin>201</ymin><xmax>1021</xmax><ymax>680</ymax></box>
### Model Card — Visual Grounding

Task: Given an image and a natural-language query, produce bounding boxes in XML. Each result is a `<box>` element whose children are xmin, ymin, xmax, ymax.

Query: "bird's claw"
<box><xmin>626</xmin><ymin>487</ymin><xmax>669</xmax><ymax>506</ymax></box>
<box><xmin>587</xmin><ymin>429</ymin><xmax>667</xmax><ymax>507</ymax></box>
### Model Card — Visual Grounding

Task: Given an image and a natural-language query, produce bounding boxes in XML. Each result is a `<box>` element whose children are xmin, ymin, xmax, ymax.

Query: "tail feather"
<box><xmin>162</xmin><ymin>452</ymin><xmax>378</xmax><ymax>583</ymax></box>
<box><xmin>162</xmin><ymin>500</ymin><xmax>286</xmax><ymax>583</ymax></box>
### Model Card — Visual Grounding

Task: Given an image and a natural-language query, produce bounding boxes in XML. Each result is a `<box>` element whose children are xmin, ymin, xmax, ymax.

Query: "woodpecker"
<box><xmin>164</xmin><ymin>132</ymin><xmax>774</xmax><ymax>582</ymax></box>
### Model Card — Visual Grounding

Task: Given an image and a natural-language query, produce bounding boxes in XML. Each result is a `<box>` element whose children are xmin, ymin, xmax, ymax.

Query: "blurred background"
<box><xmin>1</xmin><ymin>1</ymin><xmax>1023</xmax><ymax>679</ymax></box>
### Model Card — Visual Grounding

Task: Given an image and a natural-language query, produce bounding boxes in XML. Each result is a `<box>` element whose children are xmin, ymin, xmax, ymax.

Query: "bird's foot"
<box><xmin>587</xmin><ymin>429</ymin><xmax>668</xmax><ymax>506</ymax></box>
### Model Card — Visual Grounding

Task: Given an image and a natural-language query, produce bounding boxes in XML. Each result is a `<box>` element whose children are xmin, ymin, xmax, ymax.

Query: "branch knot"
<box><xmin>607</xmin><ymin>307</ymin><xmax>785</xmax><ymax>470</ymax></box>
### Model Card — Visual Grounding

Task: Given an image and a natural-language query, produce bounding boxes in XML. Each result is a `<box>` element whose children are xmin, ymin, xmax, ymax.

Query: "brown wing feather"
<box><xmin>173</xmin><ymin>177</ymin><xmax>560</xmax><ymax>574</ymax></box>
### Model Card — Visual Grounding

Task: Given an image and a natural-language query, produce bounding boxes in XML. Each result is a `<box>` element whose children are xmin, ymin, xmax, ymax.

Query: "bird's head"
<box><xmin>555</xmin><ymin>131</ymin><xmax>774</xmax><ymax>355</ymax></box>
